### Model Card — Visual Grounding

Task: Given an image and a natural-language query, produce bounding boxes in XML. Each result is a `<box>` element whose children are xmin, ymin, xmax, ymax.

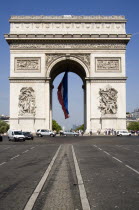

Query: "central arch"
<box><xmin>48</xmin><ymin>57</ymin><xmax>88</xmax><ymax>131</ymax></box>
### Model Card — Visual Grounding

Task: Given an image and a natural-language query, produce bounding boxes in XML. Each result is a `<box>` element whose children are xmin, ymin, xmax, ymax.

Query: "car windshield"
<box><xmin>14</xmin><ymin>131</ymin><xmax>23</xmax><ymax>135</ymax></box>
<box><xmin>23</xmin><ymin>132</ymin><xmax>30</xmax><ymax>135</ymax></box>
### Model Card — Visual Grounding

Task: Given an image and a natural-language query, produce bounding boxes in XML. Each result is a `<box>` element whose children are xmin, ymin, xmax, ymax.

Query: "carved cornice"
<box><xmin>10</xmin><ymin>117</ymin><xmax>46</xmax><ymax>120</ymax></box>
<box><xmin>5</xmin><ymin>33</ymin><xmax>131</xmax><ymax>39</ymax></box>
<box><xmin>86</xmin><ymin>77</ymin><xmax>127</xmax><ymax>80</ymax></box>
<box><xmin>9</xmin><ymin>77</ymin><xmax>50</xmax><ymax>83</ymax></box>
<box><xmin>10</xmin><ymin>15</ymin><xmax>126</xmax><ymax>22</ymax></box>
<box><xmin>86</xmin><ymin>77</ymin><xmax>127</xmax><ymax>83</ymax></box>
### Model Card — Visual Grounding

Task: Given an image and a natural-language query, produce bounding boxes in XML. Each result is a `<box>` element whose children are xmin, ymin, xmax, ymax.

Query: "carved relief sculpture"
<box><xmin>98</xmin><ymin>85</ymin><xmax>118</xmax><ymax>115</ymax></box>
<box><xmin>96</xmin><ymin>58</ymin><xmax>120</xmax><ymax>72</ymax></box>
<box><xmin>15</xmin><ymin>58</ymin><xmax>40</xmax><ymax>72</ymax></box>
<box><xmin>18</xmin><ymin>87</ymin><xmax>36</xmax><ymax>116</ymax></box>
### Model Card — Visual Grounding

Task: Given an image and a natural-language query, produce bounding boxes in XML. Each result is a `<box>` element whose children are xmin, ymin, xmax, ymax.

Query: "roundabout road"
<box><xmin>0</xmin><ymin>135</ymin><xmax>139</xmax><ymax>210</ymax></box>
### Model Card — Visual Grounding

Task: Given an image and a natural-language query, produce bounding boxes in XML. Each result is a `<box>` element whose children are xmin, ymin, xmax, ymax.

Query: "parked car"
<box><xmin>8</xmin><ymin>130</ymin><xmax>25</xmax><ymax>141</ymax></box>
<box><xmin>0</xmin><ymin>135</ymin><xmax>3</xmax><ymax>142</ymax></box>
<box><xmin>36</xmin><ymin>129</ymin><xmax>56</xmax><ymax>137</ymax></box>
<box><xmin>23</xmin><ymin>132</ymin><xmax>34</xmax><ymax>140</ymax></box>
<box><xmin>117</xmin><ymin>130</ymin><xmax>131</xmax><ymax>136</ymax></box>
<box><xmin>61</xmin><ymin>131</ymin><xmax>79</xmax><ymax>137</ymax></box>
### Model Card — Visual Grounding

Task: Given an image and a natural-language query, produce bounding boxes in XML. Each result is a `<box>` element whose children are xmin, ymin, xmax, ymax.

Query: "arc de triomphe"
<box><xmin>5</xmin><ymin>15</ymin><xmax>131</xmax><ymax>133</ymax></box>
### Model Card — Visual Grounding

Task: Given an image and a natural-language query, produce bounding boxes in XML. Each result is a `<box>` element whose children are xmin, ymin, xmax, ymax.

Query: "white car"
<box><xmin>8</xmin><ymin>129</ymin><xmax>25</xmax><ymax>141</ymax></box>
<box><xmin>36</xmin><ymin>129</ymin><xmax>56</xmax><ymax>137</ymax></box>
<box><xmin>117</xmin><ymin>130</ymin><xmax>131</xmax><ymax>136</ymax></box>
<box><xmin>61</xmin><ymin>131</ymin><xmax>79</xmax><ymax>137</ymax></box>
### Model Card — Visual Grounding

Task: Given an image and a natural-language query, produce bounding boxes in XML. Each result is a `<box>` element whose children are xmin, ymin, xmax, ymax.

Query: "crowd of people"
<box><xmin>89</xmin><ymin>128</ymin><xmax>117</xmax><ymax>136</ymax></box>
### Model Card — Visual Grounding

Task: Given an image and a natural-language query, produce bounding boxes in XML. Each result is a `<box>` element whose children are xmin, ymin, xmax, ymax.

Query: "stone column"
<box><xmin>44</xmin><ymin>80</ymin><xmax>51</xmax><ymax>130</ymax></box>
<box><xmin>85</xmin><ymin>80</ymin><xmax>91</xmax><ymax>133</ymax></box>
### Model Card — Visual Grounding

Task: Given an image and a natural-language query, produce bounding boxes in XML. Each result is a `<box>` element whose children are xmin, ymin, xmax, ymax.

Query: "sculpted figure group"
<box><xmin>99</xmin><ymin>85</ymin><xmax>118</xmax><ymax>115</ymax></box>
<box><xmin>18</xmin><ymin>87</ymin><xmax>36</xmax><ymax>116</ymax></box>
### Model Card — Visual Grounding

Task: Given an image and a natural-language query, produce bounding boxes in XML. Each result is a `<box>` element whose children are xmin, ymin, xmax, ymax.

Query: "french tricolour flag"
<box><xmin>57</xmin><ymin>72</ymin><xmax>69</xmax><ymax>119</ymax></box>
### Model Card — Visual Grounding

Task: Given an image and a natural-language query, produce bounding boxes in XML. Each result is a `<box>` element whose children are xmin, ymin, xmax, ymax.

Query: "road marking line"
<box><xmin>123</xmin><ymin>147</ymin><xmax>130</xmax><ymax>150</ymax></box>
<box><xmin>4</xmin><ymin>147</ymin><xmax>10</xmax><ymax>150</ymax></box>
<box><xmin>0</xmin><ymin>162</ymin><xmax>6</xmax><ymax>166</ymax></box>
<box><xmin>116</xmin><ymin>145</ymin><xmax>122</xmax><ymax>147</ymax></box>
<box><xmin>22</xmin><ymin>150</ymin><xmax>29</xmax><ymax>154</ymax></box>
<box><xmin>104</xmin><ymin>151</ymin><xmax>110</xmax><ymax>156</ymax></box>
<box><xmin>10</xmin><ymin>155</ymin><xmax>20</xmax><ymax>160</ymax></box>
<box><xmin>24</xmin><ymin>145</ymin><xmax>61</xmax><ymax>210</ymax></box>
<box><xmin>30</xmin><ymin>147</ymin><xmax>35</xmax><ymax>150</ymax></box>
<box><xmin>72</xmin><ymin>145</ymin><xmax>90</xmax><ymax>210</ymax></box>
<box><xmin>98</xmin><ymin>147</ymin><xmax>102</xmax><ymax>151</ymax></box>
<box><xmin>112</xmin><ymin>157</ymin><xmax>123</xmax><ymax>163</ymax></box>
<box><xmin>93</xmin><ymin>145</ymin><xmax>97</xmax><ymax>148</ymax></box>
<box><xmin>93</xmin><ymin>145</ymin><xmax>139</xmax><ymax>175</ymax></box>
<box><xmin>125</xmin><ymin>165</ymin><xmax>139</xmax><ymax>175</ymax></box>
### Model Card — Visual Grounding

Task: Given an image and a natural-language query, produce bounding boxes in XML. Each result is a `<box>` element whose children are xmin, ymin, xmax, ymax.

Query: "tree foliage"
<box><xmin>0</xmin><ymin>120</ymin><xmax>9</xmax><ymax>134</ymax></box>
<box><xmin>52</xmin><ymin>120</ymin><xmax>62</xmax><ymax>133</ymax></box>
<box><xmin>75</xmin><ymin>124</ymin><xmax>84</xmax><ymax>131</ymax></box>
<box><xmin>127</xmin><ymin>122</ymin><xmax>139</xmax><ymax>131</ymax></box>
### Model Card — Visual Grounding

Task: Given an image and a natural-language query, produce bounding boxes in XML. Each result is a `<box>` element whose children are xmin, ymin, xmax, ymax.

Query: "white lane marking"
<box><xmin>93</xmin><ymin>145</ymin><xmax>139</xmax><ymax>175</ymax></box>
<box><xmin>0</xmin><ymin>162</ymin><xmax>6</xmax><ymax>166</ymax></box>
<box><xmin>104</xmin><ymin>151</ymin><xmax>110</xmax><ymax>156</ymax></box>
<box><xmin>125</xmin><ymin>164</ymin><xmax>139</xmax><ymax>175</ymax></box>
<box><xmin>3</xmin><ymin>146</ymin><xmax>11</xmax><ymax>150</ymax></box>
<box><xmin>22</xmin><ymin>150</ymin><xmax>29</xmax><ymax>154</ymax></box>
<box><xmin>123</xmin><ymin>147</ymin><xmax>130</xmax><ymax>150</ymax></box>
<box><xmin>24</xmin><ymin>145</ymin><xmax>61</xmax><ymax>210</ymax></box>
<box><xmin>72</xmin><ymin>145</ymin><xmax>90</xmax><ymax>210</ymax></box>
<box><xmin>112</xmin><ymin>157</ymin><xmax>123</xmax><ymax>163</ymax></box>
<box><xmin>30</xmin><ymin>147</ymin><xmax>35</xmax><ymax>150</ymax></box>
<box><xmin>10</xmin><ymin>155</ymin><xmax>20</xmax><ymax>160</ymax></box>
<box><xmin>93</xmin><ymin>145</ymin><xmax>97</xmax><ymax>148</ymax></box>
<box><xmin>98</xmin><ymin>147</ymin><xmax>102</xmax><ymax>151</ymax></box>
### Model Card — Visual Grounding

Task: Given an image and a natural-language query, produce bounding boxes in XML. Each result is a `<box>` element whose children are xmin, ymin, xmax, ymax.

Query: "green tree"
<box><xmin>75</xmin><ymin>124</ymin><xmax>84</xmax><ymax>131</ymax></box>
<box><xmin>0</xmin><ymin>120</ymin><xmax>9</xmax><ymax>134</ymax></box>
<box><xmin>52</xmin><ymin>120</ymin><xmax>62</xmax><ymax>133</ymax></box>
<box><xmin>127</xmin><ymin>122</ymin><xmax>139</xmax><ymax>131</ymax></box>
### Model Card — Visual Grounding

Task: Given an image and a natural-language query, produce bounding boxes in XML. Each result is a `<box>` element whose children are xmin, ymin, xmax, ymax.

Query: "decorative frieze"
<box><xmin>46</xmin><ymin>53</ymin><xmax>90</xmax><ymax>69</ymax></box>
<box><xmin>18</xmin><ymin>87</ymin><xmax>36</xmax><ymax>116</ymax></box>
<box><xmin>10</xmin><ymin>22</ymin><xmax>126</xmax><ymax>34</ymax></box>
<box><xmin>10</xmin><ymin>42</ymin><xmax>126</xmax><ymax>50</ymax></box>
<box><xmin>96</xmin><ymin>57</ymin><xmax>121</xmax><ymax>72</ymax></box>
<box><xmin>98</xmin><ymin>85</ymin><xmax>118</xmax><ymax>115</ymax></box>
<box><xmin>15</xmin><ymin>57</ymin><xmax>41</xmax><ymax>72</ymax></box>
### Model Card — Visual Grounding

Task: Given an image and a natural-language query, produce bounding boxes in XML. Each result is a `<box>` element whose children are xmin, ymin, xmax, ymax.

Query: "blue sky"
<box><xmin>0</xmin><ymin>0</ymin><xmax>139</xmax><ymax>129</ymax></box>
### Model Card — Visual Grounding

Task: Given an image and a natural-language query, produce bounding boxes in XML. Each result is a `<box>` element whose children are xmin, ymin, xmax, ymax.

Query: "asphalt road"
<box><xmin>0</xmin><ymin>135</ymin><xmax>139</xmax><ymax>210</ymax></box>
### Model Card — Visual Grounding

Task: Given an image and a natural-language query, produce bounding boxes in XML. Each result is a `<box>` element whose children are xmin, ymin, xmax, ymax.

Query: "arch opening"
<box><xmin>49</xmin><ymin>59</ymin><xmax>87</xmax><ymax>83</ymax></box>
<box><xmin>50</xmin><ymin>59</ymin><xmax>87</xmax><ymax>131</ymax></box>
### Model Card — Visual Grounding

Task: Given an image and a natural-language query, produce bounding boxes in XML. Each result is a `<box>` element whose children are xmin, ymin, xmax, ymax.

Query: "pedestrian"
<box><xmin>90</xmin><ymin>130</ymin><xmax>92</xmax><ymax>136</ymax></box>
<box><xmin>0</xmin><ymin>134</ymin><xmax>3</xmax><ymax>142</ymax></box>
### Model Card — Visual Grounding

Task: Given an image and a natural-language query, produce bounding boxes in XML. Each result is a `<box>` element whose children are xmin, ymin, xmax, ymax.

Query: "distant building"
<box><xmin>131</xmin><ymin>108</ymin><xmax>139</xmax><ymax>119</ymax></box>
<box><xmin>126</xmin><ymin>108</ymin><xmax>139</xmax><ymax>126</ymax></box>
<box><xmin>0</xmin><ymin>115</ymin><xmax>10</xmax><ymax>124</ymax></box>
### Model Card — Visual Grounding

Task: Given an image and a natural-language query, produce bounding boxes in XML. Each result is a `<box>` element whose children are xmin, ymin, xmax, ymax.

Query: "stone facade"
<box><xmin>5</xmin><ymin>15</ymin><xmax>131</xmax><ymax>133</ymax></box>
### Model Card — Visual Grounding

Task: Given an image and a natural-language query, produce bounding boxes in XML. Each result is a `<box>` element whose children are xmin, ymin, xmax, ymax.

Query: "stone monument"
<box><xmin>4</xmin><ymin>15</ymin><xmax>131</xmax><ymax>133</ymax></box>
